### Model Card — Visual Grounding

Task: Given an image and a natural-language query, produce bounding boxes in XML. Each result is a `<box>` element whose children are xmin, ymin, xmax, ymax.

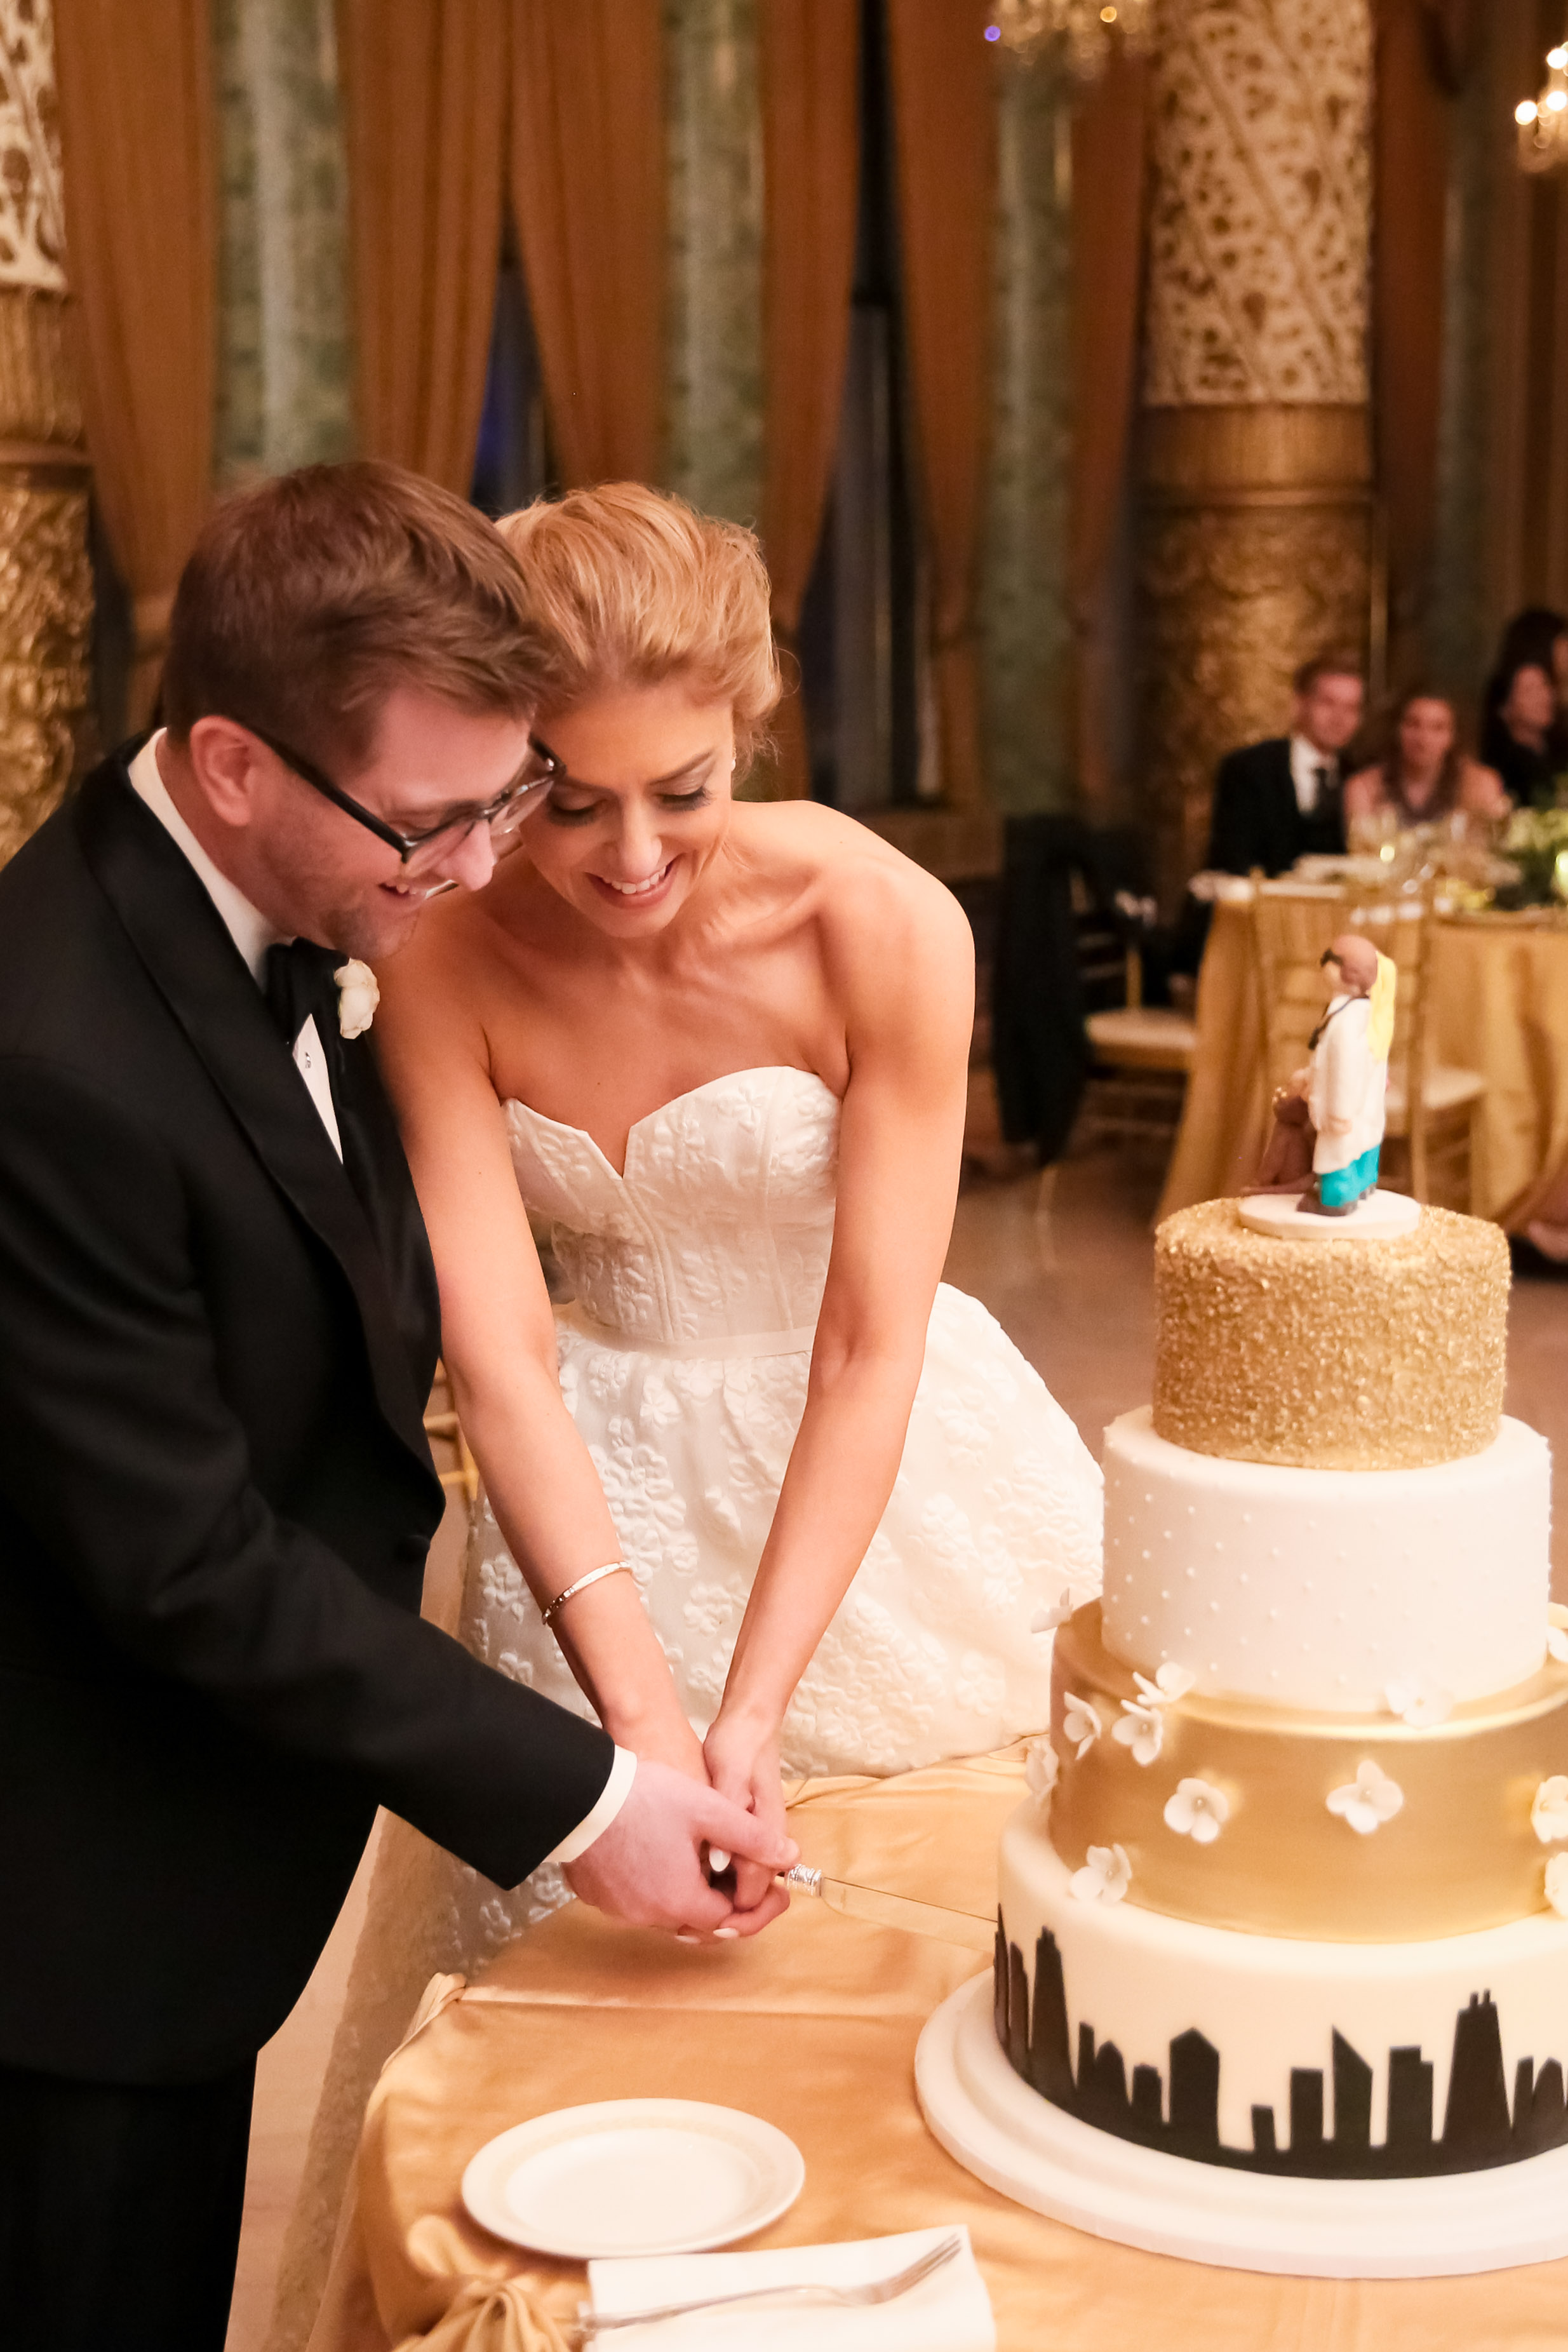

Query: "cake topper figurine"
<box><xmin>1299</xmin><ymin>932</ymin><xmax>1396</xmax><ymax>1217</ymax></box>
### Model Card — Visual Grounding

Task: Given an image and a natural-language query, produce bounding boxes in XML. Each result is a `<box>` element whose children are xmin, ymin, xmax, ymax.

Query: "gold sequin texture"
<box><xmin>1152</xmin><ymin>1200</ymin><xmax>1508</xmax><ymax>1471</ymax></box>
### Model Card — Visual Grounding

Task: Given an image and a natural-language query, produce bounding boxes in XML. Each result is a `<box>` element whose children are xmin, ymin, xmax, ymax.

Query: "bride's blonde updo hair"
<box><xmin>497</xmin><ymin>483</ymin><xmax>781</xmax><ymax>757</ymax></box>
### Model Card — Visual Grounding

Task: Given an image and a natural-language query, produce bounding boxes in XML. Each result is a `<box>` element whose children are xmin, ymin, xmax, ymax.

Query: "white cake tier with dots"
<box><xmin>1101</xmin><ymin>1407</ymin><xmax>1550</xmax><ymax>1712</ymax></box>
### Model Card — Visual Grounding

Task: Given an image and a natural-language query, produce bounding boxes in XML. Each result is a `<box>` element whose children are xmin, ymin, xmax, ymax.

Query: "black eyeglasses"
<box><xmin>239</xmin><ymin>720</ymin><xmax>560</xmax><ymax>868</ymax></box>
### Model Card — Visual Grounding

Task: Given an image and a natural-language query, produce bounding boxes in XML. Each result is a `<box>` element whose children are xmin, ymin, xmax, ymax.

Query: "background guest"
<box><xmin>1482</xmin><ymin>658</ymin><xmax>1568</xmax><ymax>808</ymax></box>
<box><xmin>1344</xmin><ymin>688</ymin><xmax>1508</xmax><ymax>829</ymax></box>
<box><xmin>1205</xmin><ymin>652</ymin><xmax>1365</xmax><ymax>878</ymax></box>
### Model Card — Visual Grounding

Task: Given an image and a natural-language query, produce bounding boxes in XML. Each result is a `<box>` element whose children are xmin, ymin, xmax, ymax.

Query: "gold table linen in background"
<box><xmin>1158</xmin><ymin>902</ymin><xmax>1568</xmax><ymax>1228</ymax></box>
<box><xmin>309</xmin><ymin>1752</ymin><xmax>1568</xmax><ymax>2351</ymax></box>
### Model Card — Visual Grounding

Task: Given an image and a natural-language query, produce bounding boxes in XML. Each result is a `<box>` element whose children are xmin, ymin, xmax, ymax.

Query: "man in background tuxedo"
<box><xmin>1205</xmin><ymin>652</ymin><xmax>1365</xmax><ymax>877</ymax></box>
<box><xmin>0</xmin><ymin>464</ymin><xmax>792</xmax><ymax>2349</ymax></box>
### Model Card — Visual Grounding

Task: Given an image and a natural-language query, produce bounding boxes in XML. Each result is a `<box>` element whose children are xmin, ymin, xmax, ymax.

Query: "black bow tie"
<box><xmin>264</xmin><ymin>939</ymin><xmax>340</xmax><ymax>1049</ymax></box>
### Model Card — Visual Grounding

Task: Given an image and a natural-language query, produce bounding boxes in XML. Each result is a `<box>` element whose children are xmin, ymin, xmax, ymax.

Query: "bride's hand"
<box><xmin>703</xmin><ymin>1712</ymin><xmax>788</xmax><ymax>1910</ymax></box>
<box><xmin>623</xmin><ymin>1712</ymin><xmax>711</xmax><ymax>1787</ymax></box>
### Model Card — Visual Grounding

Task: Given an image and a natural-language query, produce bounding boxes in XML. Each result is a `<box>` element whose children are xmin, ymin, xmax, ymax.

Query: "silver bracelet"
<box><xmin>541</xmin><ymin>1560</ymin><xmax>630</xmax><ymax>1629</ymax></box>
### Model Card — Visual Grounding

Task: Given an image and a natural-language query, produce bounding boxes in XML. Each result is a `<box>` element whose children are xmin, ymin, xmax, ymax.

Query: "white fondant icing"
<box><xmin>1102</xmin><ymin>1409</ymin><xmax>1550</xmax><ymax>1711</ymax></box>
<box><xmin>1000</xmin><ymin>1812</ymin><xmax>1568</xmax><ymax>2154</ymax></box>
<box><xmin>1548</xmin><ymin>1856</ymin><xmax>1568</xmax><ymax>1918</ymax></box>
<box><xmin>1236</xmin><ymin>1188</ymin><xmax>1422</xmax><ymax>1242</ymax></box>
<box><xmin>1069</xmin><ymin>1842</ymin><xmax>1132</xmax><ymax>1904</ymax></box>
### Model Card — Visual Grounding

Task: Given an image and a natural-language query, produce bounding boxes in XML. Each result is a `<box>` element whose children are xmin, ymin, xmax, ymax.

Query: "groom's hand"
<box><xmin>563</xmin><ymin>1759</ymin><xmax>797</xmax><ymax>1940</ymax></box>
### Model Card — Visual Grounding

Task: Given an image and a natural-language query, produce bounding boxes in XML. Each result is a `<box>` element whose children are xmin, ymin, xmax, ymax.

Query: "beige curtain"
<box><xmin>756</xmin><ymin>0</ymin><xmax>859</xmax><ymax>799</ymax></box>
<box><xmin>1069</xmin><ymin>41</ymin><xmax>1149</xmax><ymax>817</ymax></box>
<box><xmin>509</xmin><ymin>0</ymin><xmax>664</xmax><ymax>490</ymax></box>
<box><xmin>54</xmin><ymin>0</ymin><xmax>216</xmax><ymax>725</ymax></box>
<box><xmin>886</xmin><ymin>0</ymin><xmax>996</xmax><ymax>809</ymax></box>
<box><xmin>337</xmin><ymin>0</ymin><xmax>507</xmax><ymax>493</ymax></box>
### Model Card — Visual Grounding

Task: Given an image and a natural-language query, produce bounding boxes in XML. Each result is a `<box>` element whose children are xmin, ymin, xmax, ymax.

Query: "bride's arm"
<box><xmin>374</xmin><ymin>938</ymin><xmax>706</xmax><ymax>1779</ymax></box>
<box><xmin>704</xmin><ymin>854</ymin><xmax>975</xmax><ymax>1894</ymax></box>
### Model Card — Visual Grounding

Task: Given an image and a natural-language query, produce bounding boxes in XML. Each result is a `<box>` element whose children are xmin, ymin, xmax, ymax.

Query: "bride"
<box><xmin>268</xmin><ymin>485</ymin><xmax>1100</xmax><ymax>2343</ymax></box>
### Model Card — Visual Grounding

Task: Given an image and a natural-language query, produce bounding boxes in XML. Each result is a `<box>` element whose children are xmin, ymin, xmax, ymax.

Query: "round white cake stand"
<box><xmin>1236</xmin><ymin>1188</ymin><xmax>1421</xmax><ymax>1243</ymax></box>
<box><xmin>916</xmin><ymin>1975</ymin><xmax>1568</xmax><ymax>2278</ymax></box>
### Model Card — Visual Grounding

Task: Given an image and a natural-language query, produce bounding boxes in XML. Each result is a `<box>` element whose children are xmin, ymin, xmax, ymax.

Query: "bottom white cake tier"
<box><xmin>997</xmin><ymin>1806</ymin><xmax>1568</xmax><ymax>2178</ymax></box>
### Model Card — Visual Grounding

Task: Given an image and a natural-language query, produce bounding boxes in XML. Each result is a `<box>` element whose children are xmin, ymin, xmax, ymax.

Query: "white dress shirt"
<box><xmin>124</xmin><ymin>734</ymin><xmax>635</xmax><ymax>1864</ymax></box>
<box><xmin>1289</xmin><ymin>734</ymin><xmax>1336</xmax><ymax>817</ymax></box>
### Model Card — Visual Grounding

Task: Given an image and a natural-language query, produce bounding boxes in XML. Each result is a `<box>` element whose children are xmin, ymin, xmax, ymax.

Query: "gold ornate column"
<box><xmin>0</xmin><ymin>0</ymin><xmax>90</xmax><ymax>866</ymax></box>
<box><xmin>1141</xmin><ymin>0</ymin><xmax>1373</xmax><ymax>899</ymax></box>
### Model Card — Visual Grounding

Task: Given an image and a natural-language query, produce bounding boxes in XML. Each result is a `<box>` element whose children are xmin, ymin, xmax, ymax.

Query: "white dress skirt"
<box><xmin>263</xmin><ymin>1068</ymin><xmax>1102</xmax><ymax>2349</ymax></box>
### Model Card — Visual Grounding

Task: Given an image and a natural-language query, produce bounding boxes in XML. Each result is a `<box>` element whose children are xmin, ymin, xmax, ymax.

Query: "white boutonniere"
<box><xmin>334</xmin><ymin>959</ymin><xmax>379</xmax><ymax>1039</ymax></box>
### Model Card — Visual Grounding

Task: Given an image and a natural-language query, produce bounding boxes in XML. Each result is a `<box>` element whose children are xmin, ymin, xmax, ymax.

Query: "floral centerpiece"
<box><xmin>1501</xmin><ymin>806</ymin><xmax>1568</xmax><ymax>905</ymax></box>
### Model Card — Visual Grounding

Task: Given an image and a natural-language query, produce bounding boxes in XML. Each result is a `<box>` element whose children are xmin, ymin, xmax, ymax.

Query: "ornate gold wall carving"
<box><xmin>1141</xmin><ymin>1</ymin><xmax>1373</xmax><ymax>897</ymax></box>
<box><xmin>0</xmin><ymin>3</ymin><xmax>88</xmax><ymax>866</ymax></box>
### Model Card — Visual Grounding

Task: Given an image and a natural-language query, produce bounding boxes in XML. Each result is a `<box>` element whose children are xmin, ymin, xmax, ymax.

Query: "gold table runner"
<box><xmin>1158</xmin><ymin>902</ymin><xmax>1568</xmax><ymax>1228</ymax></box>
<box><xmin>308</xmin><ymin>1752</ymin><xmax>1568</xmax><ymax>2350</ymax></box>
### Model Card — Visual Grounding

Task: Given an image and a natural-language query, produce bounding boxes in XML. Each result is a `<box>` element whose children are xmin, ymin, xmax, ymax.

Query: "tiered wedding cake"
<box><xmin>920</xmin><ymin>1198</ymin><xmax>1568</xmax><ymax>2273</ymax></box>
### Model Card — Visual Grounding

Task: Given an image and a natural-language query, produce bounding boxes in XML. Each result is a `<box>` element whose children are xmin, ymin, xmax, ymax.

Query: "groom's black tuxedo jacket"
<box><xmin>0</xmin><ymin>749</ymin><xmax>613</xmax><ymax>2085</ymax></box>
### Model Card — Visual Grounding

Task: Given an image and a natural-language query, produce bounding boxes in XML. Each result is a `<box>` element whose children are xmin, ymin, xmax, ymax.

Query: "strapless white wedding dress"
<box><xmin>264</xmin><ymin>1066</ymin><xmax>1101</xmax><ymax>2352</ymax></box>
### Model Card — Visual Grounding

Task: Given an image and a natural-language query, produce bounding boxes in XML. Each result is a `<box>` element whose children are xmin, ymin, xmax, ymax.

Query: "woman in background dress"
<box><xmin>1344</xmin><ymin>689</ymin><xmax>1508</xmax><ymax>831</ymax></box>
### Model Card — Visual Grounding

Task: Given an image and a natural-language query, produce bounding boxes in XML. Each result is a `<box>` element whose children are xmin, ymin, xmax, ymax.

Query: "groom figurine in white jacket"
<box><xmin>0</xmin><ymin>461</ymin><xmax>793</xmax><ymax>2351</ymax></box>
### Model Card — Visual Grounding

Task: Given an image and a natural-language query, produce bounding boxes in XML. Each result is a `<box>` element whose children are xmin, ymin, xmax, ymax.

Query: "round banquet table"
<box><xmin>307</xmin><ymin>1749</ymin><xmax>1568</xmax><ymax>2351</ymax></box>
<box><xmin>1157</xmin><ymin>900</ymin><xmax>1568</xmax><ymax>1230</ymax></box>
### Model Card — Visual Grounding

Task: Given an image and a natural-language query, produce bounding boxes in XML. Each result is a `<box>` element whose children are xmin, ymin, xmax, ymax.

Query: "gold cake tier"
<box><xmin>1152</xmin><ymin>1199</ymin><xmax>1507</xmax><ymax>1470</ymax></box>
<box><xmin>1047</xmin><ymin>1604</ymin><xmax>1568</xmax><ymax>1942</ymax></box>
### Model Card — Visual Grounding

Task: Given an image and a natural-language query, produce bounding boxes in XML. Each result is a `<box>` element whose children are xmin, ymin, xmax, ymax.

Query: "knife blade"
<box><xmin>780</xmin><ymin>1864</ymin><xmax>996</xmax><ymax>1955</ymax></box>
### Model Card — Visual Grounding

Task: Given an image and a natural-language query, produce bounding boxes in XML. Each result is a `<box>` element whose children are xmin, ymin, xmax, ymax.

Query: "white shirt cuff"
<box><xmin>545</xmin><ymin>1744</ymin><xmax>638</xmax><ymax>1866</ymax></box>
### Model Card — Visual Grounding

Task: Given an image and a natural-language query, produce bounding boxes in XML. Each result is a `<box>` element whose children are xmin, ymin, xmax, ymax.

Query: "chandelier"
<box><xmin>1515</xmin><ymin>30</ymin><xmax>1568</xmax><ymax>174</ymax></box>
<box><xmin>986</xmin><ymin>0</ymin><xmax>1154</xmax><ymax>78</ymax></box>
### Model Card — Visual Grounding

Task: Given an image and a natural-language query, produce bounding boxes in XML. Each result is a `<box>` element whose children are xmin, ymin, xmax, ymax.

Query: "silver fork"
<box><xmin>577</xmin><ymin>2229</ymin><xmax>963</xmax><ymax>2338</ymax></box>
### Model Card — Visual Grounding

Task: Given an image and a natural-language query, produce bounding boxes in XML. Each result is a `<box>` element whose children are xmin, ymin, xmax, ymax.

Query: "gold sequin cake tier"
<box><xmin>1152</xmin><ymin>1199</ymin><xmax>1507</xmax><ymax>1471</ymax></box>
<box><xmin>1049</xmin><ymin>1604</ymin><xmax>1568</xmax><ymax>1942</ymax></box>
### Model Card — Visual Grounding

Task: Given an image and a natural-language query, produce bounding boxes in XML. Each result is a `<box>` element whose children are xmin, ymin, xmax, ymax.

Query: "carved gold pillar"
<box><xmin>0</xmin><ymin>0</ymin><xmax>90</xmax><ymax>866</ymax></box>
<box><xmin>1141</xmin><ymin>0</ymin><xmax>1373</xmax><ymax>899</ymax></box>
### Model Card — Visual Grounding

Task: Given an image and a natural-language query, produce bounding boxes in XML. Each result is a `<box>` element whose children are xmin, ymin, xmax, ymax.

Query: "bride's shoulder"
<box><xmin>734</xmin><ymin>800</ymin><xmax>972</xmax><ymax>974</ymax></box>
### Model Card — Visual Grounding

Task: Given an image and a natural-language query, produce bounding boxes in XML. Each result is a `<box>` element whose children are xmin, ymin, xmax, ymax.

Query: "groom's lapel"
<box><xmin>76</xmin><ymin>755</ymin><xmax>436</xmax><ymax>1475</ymax></box>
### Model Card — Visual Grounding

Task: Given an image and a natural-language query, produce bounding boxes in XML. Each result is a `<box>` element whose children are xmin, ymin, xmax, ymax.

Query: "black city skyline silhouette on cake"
<box><xmin>996</xmin><ymin>1919</ymin><xmax>1568</xmax><ymax>2177</ymax></box>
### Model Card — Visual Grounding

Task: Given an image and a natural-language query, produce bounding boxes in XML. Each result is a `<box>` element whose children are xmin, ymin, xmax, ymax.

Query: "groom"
<box><xmin>0</xmin><ymin>463</ymin><xmax>791</xmax><ymax>2348</ymax></box>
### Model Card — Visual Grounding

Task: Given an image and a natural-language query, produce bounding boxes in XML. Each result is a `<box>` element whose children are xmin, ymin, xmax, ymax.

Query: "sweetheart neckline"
<box><xmin>501</xmin><ymin>1065</ymin><xmax>840</xmax><ymax>1182</ymax></box>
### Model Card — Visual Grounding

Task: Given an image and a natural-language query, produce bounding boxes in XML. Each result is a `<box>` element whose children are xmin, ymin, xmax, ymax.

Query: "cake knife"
<box><xmin>779</xmin><ymin>1863</ymin><xmax>996</xmax><ymax>1955</ymax></box>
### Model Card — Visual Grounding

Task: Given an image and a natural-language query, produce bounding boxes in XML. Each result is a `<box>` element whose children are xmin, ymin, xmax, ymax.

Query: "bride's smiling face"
<box><xmin>524</xmin><ymin>679</ymin><xmax>736</xmax><ymax>933</ymax></box>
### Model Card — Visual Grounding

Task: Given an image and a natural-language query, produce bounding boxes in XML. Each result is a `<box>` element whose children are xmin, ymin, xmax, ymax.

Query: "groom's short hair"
<box><xmin>163</xmin><ymin>462</ymin><xmax>546</xmax><ymax>771</ymax></box>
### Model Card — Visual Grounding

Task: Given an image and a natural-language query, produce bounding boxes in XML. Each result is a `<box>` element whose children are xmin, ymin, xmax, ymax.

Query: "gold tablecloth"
<box><xmin>309</xmin><ymin>1754</ymin><xmax>1568</xmax><ymax>2351</ymax></box>
<box><xmin>1158</xmin><ymin>902</ymin><xmax>1568</xmax><ymax>1228</ymax></box>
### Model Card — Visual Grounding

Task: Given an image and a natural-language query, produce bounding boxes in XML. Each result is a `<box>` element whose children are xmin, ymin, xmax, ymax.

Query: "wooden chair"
<box><xmin>1082</xmin><ymin>877</ymin><xmax>1198</xmax><ymax>1151</ymax></box>
<box><xmin>423</xmin><ymin>1361</ymin><xmax>481</xmax><ymax>1522</ymax></box>
<box><xmin>1250</xmin><ymin>882</ymin><xmax>1486</xmax><ymax>1211</ymax></box>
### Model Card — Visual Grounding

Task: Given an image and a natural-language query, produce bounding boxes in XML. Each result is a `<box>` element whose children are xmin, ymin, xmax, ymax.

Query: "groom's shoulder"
<box><xmin>0</xmin><ymin>753</ymin><xmax>154</xmax><ymax>1056</ymax></box>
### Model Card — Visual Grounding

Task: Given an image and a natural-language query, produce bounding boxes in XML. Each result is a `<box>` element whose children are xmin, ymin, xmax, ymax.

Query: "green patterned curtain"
<box><xmin>662</xmin><ymin>0</ymin><xmax>765</xmax><ymax>525</ymax></box>
<box><xmin>213</xmin><ymin>0</ymin><xmax>354</xmax><ymax>486</ymax></box>
<box><xmin>978</xmin><ymin>50</ymin><xmax>1075</xmax><ymax>817</ymax></box>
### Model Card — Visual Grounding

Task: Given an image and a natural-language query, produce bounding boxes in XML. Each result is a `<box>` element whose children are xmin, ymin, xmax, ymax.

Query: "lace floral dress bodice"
<box><xmin>505</xmin><ymin>1066</ymin><xmax>839</xmax><ymax>1350</ymax></box>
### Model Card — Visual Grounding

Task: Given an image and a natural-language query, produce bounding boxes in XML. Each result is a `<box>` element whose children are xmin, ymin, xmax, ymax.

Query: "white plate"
<box><xmin>461</xmin><ymin>2099</ymin><xmax>806</xmax><ymax>2261</ymax></box>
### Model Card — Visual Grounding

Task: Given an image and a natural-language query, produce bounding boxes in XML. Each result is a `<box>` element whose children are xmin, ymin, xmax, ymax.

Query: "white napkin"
<box><xmin>586</xmin><ymin>2225</ymin><xmax>995</xmax><ymax>2349</ymax></box>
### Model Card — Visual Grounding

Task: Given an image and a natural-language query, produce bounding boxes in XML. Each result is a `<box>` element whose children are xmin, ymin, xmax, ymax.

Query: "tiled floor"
<box><xmin>223</xmin><ymin>1145</ymin><xmax>1568</xmax><ymax>2348</ymax></box>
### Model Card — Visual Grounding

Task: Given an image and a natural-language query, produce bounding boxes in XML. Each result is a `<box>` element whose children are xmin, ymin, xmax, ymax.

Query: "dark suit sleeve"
<box><xmin>0</xmin><ymin>1057</ymin><xmax>614</xmax><ymax>1888</ymax></box>
<box><xmin>1205</xmin><ymin>748</ymin><xmax>1256</xmax><ymax>876</ymax></box>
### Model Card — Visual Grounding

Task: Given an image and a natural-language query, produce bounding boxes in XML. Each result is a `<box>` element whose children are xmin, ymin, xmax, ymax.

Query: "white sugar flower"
<box><xmin>1134</xmin><ymin>1662</ymin><xmax>1196</xmax><ymax>1706</ymax></box>
<box><xmin>1383</xmin><ymin>1676</ymin><xmax>1454</xmax><ymax>1728</ymax></box>
<box><xmin>1069</xmin><ymin>1842</ymin><xmax>1132</xmax><ymax>1904</ymax></box>
<box><xmin>1024</xmin><ymin>1737</ymin><xmax>1059</xmax><ymax>1805</ymax></box>
<box><xmin>1031</xmin><ymin>1592</ymin><xmax>1073</xmax><ymax>1635</ymax></box>
<box><xmin>1533</xmin><ymin>1777</ymin><xmax>1568</xmax><ymax>1845</ymax></box>
<box><xmin>1548</xmin><ymin>1604</ymin><xmax>1568</xmax><ymax>1665</ymax></box>
<box><xmin>1326</xmin><ymin>1758</ymin><xmax>1405</xmax><ymax>1836</ymax></box>
<box><xmin>1548</xmin><ymin>1855</ymin><xmax>1568</xmax><ymax>1917</ymax></box>
<box><xmin>1062</xmin><ymin>1693</ymin><xmax>1101</xmax><ymax>1759</ymax></box>
<box><xmin>334</xmin><ymin>958</ymin><xmax>380</xmax><ymax>1038</ymax></box>
<box><xmin>1163</xmin><ymin>1777</ymin><xmax>1230</xmax><ymax>1845</ymax></box>
<box><xmin>1112</xmin><ymin>1700</ymin><xmax>1164</xmax><ymax>1767</ymax></box>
